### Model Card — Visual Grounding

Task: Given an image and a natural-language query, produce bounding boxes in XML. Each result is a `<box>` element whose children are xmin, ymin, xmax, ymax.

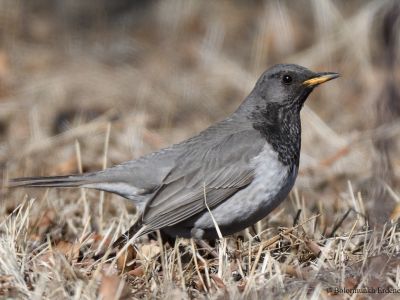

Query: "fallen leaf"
<box><xmin>99</xmin><ymin>274</ymin><xmax>125</xmax><ymax>300</ymax></box>
<box><xmin>305</xmin><ymin>239</ymin><xmax>321</xmax><ymax>257</ymax></box>
<box><xmin>54</xmin><ymin>241</ymin><xmax>80</xmax><ymax>261</ymax></box>
<box><xmin>281</xmin><ymin>265</ymin><xmax>305</xmax><ymax>279</ymax></box>
<box><xmin>138</xmin><ymin>241</ymin><xmax>160</xmax><ymax>260</ymax></box>
<box><xmin>117</xmin><ymin>245</ymin><xmax>136</xmax><ymax>272</ymax></box>
<box><xmin>210</xmin><ymin>274</ymin><xmax>226</xmax><ymax>289</ymax></box>
<box><xmin>127</xmin><ymin>265</ymin><xmax>144</xmax><ymax>277</ymax></box>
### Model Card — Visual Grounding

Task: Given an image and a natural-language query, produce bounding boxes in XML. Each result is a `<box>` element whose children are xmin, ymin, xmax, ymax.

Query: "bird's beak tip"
<box><xmin>303</xmin><ymin>72</ymin><xmax>339</xmax><ymax>87</ymax></box>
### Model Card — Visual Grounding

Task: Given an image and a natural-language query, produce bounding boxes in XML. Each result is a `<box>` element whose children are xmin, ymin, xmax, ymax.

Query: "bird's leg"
<box><xmin>250</xmin><ymin>225</ymin><xmax>261</xmax><ymax>242</ymax></box>
<box><xmin>190</xmin><ymin>228</ymin><xmax>218</xmax><ymax>258</ymax></box>
<box><xmin>195</xmin><ymin>239</ymin><xmax>218</xmax><ymax>259</ymax></box>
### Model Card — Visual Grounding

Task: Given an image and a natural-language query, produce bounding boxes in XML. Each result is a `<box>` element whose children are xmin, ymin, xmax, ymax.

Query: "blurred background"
<box><xmin>1</xmin><ymin>0</ymin><xmax>400</xmax><ymax>236</ymax></box>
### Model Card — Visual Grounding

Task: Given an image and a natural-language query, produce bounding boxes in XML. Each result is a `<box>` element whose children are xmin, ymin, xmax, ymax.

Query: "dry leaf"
<box><xmin>117</xmin><ymin>245</ymin><xmax>136</xmax><ymax>272</ymax></box>
<box><xmin>99</xmin><ymin>274</ymin><xmax>125</xmax><ymax>300</ymax></box>
<box><xmin>281</xmin><ymin>265</ymin><xmax>305</xmax><ymax>279</ymax></box>
<box><xmin>138</xmin><ymin>241</ymin><xmax>160</xmax><ymax>259</ymax></box>
<box><xmin>305</xmin><ymin>239</ymin><xmax>321</xmax><ymax>256</ymax></box>
<box><xmin>54</xmin><ymin>241</ymin><xmax>80</xmax><ymax>261</ymax></box>
<box><xmin>210</xmin><ymin>274</ymin><xmax>226</xmax><ymax>289</ymax></box>
<box><xmin>127</xmin><ymin>265</ymin><xmax>144</xmax><ymax>277</ymax></box>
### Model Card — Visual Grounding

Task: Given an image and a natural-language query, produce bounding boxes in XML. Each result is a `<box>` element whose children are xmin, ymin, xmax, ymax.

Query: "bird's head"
<box><xmin>251</xmin><ymin>64</ymin><xmax>339</xmax><ymax>112</ymax></box>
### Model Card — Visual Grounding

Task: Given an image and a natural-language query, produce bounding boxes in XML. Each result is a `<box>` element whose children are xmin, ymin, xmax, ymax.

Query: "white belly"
<box><xmin>194</xmin><ymin>143</ymin><xmax>295</xmax><ymax>230</ymax></box>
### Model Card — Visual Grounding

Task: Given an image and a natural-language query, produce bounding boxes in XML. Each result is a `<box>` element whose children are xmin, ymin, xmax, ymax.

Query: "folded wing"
<box><xmin>141</xmin><ymin>129</ymin><xmax>265</xmax><ymax>233</ymax></box>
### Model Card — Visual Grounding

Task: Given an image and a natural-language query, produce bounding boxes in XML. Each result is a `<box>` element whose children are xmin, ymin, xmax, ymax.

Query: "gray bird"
<box><xmin>10</xmin><ymin>64</ymin><xmax>338</xmax><ymax>247</ymax></box>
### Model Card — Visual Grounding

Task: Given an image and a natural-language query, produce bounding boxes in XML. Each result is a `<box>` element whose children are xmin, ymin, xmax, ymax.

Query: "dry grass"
<box><xmin>1</xmin><ymin>0</ymin><xmax>400</xmax><ymax>299</ymax></box>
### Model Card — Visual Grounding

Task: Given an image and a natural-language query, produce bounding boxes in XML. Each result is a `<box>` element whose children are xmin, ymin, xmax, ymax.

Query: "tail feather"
<box><xmin>9</xmin><ymin>172</ymin><xmax>144</xmax><ymax>202</ymax></box>
<box><xmin>8</xmin><ymin>174</ymin><xmax>91</xmax><ymax>188</ymax></box>
<box><xmin>112</xmin><ymin>221</ymin><xmax>149</xmax><ymax>248</ymax></box>
<box><xmin>11</xmin><ymin>174</ymin><xmax>153</xmax><ymax>248</ymax></box>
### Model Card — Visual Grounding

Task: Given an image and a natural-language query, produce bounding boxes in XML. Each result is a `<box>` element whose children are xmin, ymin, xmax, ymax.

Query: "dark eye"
<box><xmin>282</xmin><ymin>74</ymin><xmax>292</xmax><ymax>85</ymax></box>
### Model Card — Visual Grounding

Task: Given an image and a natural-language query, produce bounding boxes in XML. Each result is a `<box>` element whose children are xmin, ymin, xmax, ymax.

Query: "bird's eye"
<box><xmin>282</xmin><ymin>74</ymin><xmax>292</xmax><ymax>85</ymax></box>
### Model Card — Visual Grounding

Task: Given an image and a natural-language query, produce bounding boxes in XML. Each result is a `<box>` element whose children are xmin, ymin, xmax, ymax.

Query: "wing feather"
<box><xmin>142</xmin><ymin>129</ymin><xmax>265</xmax><ymax>231</ymax></box>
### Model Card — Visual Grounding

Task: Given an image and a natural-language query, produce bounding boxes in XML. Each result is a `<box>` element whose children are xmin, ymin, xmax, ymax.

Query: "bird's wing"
<box><xmin>141</xmin><ymin>129</ymin><xmax>265</xmax><ymax>231</ymax></box>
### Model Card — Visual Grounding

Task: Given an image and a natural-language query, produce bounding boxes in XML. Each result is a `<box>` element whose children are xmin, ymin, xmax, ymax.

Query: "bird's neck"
<box><xmin>249</xmin><ymin>102</ymin><xmax>301</xmax><ymax>167</ymax></box>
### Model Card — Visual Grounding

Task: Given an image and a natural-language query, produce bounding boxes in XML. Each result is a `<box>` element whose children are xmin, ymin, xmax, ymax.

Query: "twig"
<box><xmin>328</xmin><ymin>208</ymin><xmax>352</xmax><ymax>238</ymax></box>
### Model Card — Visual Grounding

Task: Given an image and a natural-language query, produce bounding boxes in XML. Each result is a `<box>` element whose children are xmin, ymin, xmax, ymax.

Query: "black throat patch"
<box><xmin>250</xmin><ymin>102</ymin><xmax>301</xmax><ymax>167</ymax></box>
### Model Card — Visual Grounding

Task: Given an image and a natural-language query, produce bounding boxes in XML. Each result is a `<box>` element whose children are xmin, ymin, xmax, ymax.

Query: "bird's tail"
<box><xmin>112</xmin><ymin>221</ymin><xmax>145</xmax><ymax>248</ymax></box>
<box><xmin>9</xmin><ymin>170</ymin><xmax>142</xmax><ymax>201</ymax></box>
<box><xmin>8</xmin><ymin>174</ymin><xmax>96</xmax><ymax>188</ymax></box>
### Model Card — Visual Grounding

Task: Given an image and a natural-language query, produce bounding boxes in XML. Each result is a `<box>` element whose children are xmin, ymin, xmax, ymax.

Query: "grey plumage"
<box><xmin>10</xmin><ymin>64</ymin><xmax>339</xmax><ymax>247</ymax></box>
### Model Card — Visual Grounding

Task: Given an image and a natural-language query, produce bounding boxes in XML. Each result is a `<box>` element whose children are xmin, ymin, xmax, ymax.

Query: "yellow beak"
<box><xmin>303</xmin><ymin>72</ymin><xmax>339</xmax><ymax>87</ymax></box>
